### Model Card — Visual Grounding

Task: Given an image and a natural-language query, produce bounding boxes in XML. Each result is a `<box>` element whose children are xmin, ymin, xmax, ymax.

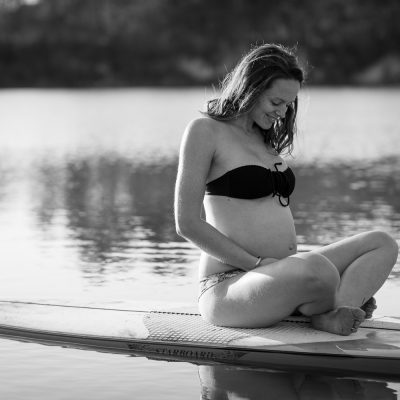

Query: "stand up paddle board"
<box><xmin>0</xmin><ymin>300</ymin><xmax>399</xmax><ymax>376</ymax></box>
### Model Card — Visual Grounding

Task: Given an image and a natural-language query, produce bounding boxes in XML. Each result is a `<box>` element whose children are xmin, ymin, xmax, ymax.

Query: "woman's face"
<box><xmin>250</xmin><ymin>79</ymin><xmax>300</xmax><ymax>130</ymax></box>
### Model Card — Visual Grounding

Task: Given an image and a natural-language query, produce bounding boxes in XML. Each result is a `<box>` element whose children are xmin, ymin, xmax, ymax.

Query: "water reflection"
<box><xmin>198</xmin><ymin>365</ymin><xmax>398</xmax><ymax>400</ymax></box>
<box><xmin>26</xmin><ymin>156</ymin><xmax>189</xmax><ymax>281</ymax></box>
<box><xmin>292</xmin><ymin>156</ymin><xmax>400</xmax><ymax>249</ymax></box>
<box><xmin>34</xmin><ymin>156</ymin><xmax>179</xmax><ymax>243</ymax></box>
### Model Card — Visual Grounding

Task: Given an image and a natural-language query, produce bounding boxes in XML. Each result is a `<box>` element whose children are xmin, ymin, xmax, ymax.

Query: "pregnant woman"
<box><xmin>174</xmin><ymin>43</ymin><xmax>398</xmax><ymax>335</ymax></box>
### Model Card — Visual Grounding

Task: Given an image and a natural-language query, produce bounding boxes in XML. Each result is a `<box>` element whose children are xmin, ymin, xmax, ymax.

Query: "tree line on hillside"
<box><xmin>0</xmin><ymin>0</ymin><xmax>399</xmax><ymax>87</ymax></box>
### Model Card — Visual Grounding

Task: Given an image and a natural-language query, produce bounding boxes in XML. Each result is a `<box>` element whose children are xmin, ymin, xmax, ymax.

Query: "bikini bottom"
<box><xmin>198</xmin><ymin>269</ymin><xmax>242</xmax><ymax>300</ymax></box>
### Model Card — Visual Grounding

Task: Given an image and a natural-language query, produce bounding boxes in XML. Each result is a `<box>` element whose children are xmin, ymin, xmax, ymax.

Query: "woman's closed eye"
<box><xmin>273</xmin><ymin>100</ymin><xmax>294</xmax><ymax>108</ymax></box>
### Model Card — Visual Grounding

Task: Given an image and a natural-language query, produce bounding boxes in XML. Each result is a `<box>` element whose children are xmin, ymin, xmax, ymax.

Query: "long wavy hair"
<box><xmin>206</xmin><ymin>44</ymin><xmax>305</xmax><ymax>154</ymax></box>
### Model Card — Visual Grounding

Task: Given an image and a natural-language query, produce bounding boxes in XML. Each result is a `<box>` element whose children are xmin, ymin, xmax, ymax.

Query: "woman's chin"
<box><xmin>262</xmin><ymin>121</ymin><xmax>273</xmax><ymax>130</ymax></box>
<box><xmin>255</xmin><ymin>118</ymin><xmax>273</xmax><ymax>130</ymax></box>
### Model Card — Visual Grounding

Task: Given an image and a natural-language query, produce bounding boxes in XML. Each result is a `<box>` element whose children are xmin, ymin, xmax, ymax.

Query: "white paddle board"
<box><xmin>0</xmin><ymin>300</ymin><xmax>399</xmax><ymax>376</ymax></box>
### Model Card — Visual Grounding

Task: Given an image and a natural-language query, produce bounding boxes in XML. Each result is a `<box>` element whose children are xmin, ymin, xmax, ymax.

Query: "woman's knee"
<box><xmin>298</xmin><ymin>253</ymin><xmax>340</xmax><ymax>296</ymax></box>
<box><xmin>364</xmin><ymin>230</ymin><xmax>398</xmax><ymax>250</ymax></box>
<box><xmin>366</xmin><ymin>230</ymin><xmax>399</xmax><ymax>264</ymax></box>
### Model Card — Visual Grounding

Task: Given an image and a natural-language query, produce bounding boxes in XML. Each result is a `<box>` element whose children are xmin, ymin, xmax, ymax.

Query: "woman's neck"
<box><xmin>230</xmin><ymin>115</ymin><xmax>262</xmax><ymax>137</ymax></box>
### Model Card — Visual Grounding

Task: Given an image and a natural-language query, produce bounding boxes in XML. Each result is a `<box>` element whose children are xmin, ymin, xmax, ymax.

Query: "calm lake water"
<box><xmin>0</xmin><ymin>87</ymin><xmax>399</xmax><ymax>399</ymax></box>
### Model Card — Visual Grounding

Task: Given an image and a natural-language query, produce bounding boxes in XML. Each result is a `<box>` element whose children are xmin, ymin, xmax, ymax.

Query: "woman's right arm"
<box><xmin>174</xmin><ymin>118</ymin><xmax>260</xmax><ymax>271</ymax></box>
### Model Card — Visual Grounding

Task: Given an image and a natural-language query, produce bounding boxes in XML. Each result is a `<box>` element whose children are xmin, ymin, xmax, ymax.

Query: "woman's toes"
<box><xmin>361</xmin><ymin>297</ymin><xmax>377</xmax><ymax>319</ymax></box>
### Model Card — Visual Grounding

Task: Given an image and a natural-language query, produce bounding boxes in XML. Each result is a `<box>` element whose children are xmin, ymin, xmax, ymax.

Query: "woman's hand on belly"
<box><xmin>247</xmin><ymin>257</ymin><xmax>284</xmax><ymax>271</ymax></box>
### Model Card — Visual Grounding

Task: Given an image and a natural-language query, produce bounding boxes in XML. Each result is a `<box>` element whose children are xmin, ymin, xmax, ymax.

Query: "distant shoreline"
<box><xmin>1</xmin><ymin>0</ymin><xmax>399</xmax><ymax>86</ymax></box>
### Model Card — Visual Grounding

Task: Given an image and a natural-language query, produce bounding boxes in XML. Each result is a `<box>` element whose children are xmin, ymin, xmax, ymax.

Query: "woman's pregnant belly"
<box><xmin>201</xmin><ymin>196</ymin><xmax>297</xmax><ymax>276</ymax></box>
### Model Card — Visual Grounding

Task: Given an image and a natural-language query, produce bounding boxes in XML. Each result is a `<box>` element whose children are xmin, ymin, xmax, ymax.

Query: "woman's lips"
<box><xmin>266</xmin><ymin>114</ymin><xmax>279</xmax><ymax>123</ymax></box>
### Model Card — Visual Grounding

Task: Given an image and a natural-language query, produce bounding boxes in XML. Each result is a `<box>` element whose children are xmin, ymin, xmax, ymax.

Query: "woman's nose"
<box><xmin>275</xmin><ymin>104</ymin><xmax>287</xmax><ymax>118</ymax></box>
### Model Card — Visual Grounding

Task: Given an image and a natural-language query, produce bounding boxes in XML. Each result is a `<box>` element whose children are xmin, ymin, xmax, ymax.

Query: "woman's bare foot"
<box><xmin>311</xmin><ymin>307</ymin><xmax>366</xmax><ymax>336</ymax></box>
<box><xmin>361</xmin><ymin>297</ymin><xmax>377</xmax><ymax>319</ymax></box>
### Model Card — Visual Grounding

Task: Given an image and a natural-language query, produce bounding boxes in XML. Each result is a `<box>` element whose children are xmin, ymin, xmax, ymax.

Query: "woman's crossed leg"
<box><xmin>199</xmin><ymin>230</ymin><xmax>398</xmax><ymax>335</ymax></box>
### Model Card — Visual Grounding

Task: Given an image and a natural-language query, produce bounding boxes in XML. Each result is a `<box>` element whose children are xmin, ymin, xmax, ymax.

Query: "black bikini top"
<box><xmin>205</xmin><ymin>162</ymin><xmax>295</xmax><ymax>206</ymax></box>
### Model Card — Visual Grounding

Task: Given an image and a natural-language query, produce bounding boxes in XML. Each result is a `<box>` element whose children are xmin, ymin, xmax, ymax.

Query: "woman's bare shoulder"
<box><xmin>185</xmin><ymin>116</ymin><xmax>225</xmax><ymax>135</ymax></box>
<box><xmin>182</xmin><ymin>117</ymin><xmax>227</xmax><ymax>147</ymax></box>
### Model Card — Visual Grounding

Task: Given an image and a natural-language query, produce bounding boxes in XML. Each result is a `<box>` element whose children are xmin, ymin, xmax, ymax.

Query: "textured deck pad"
<box><xmin>144</xmin><ymin>311</ymin><xmax>368</xmax><ymax>346</ymax></box>
<box><xmin>145</xmin><ymin>311</ymin><xmax>252</xmax><ymax>344</ymax></box>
